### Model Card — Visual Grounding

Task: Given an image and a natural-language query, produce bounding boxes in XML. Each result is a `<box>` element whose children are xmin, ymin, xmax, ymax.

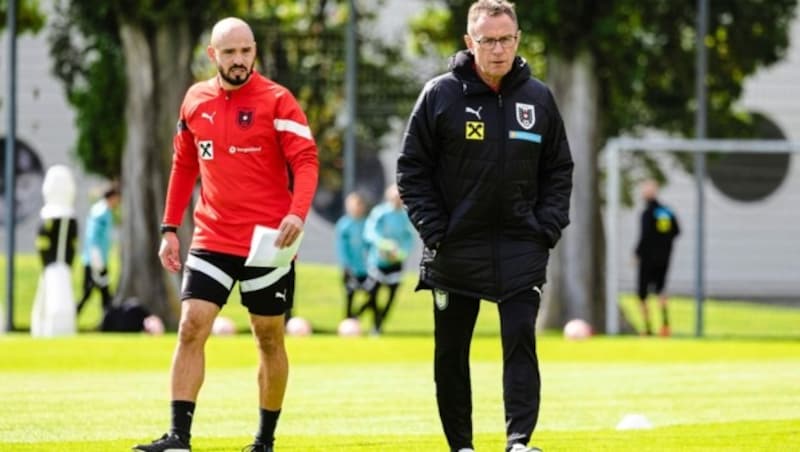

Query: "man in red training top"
<box><xmin>134</xmin><ymin>17</ymin><xmax>318</xmax><ymax>452</ymax></box>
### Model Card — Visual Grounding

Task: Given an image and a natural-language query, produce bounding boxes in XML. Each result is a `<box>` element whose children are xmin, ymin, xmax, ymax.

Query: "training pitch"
<box><xmin>1</xmin><ymin>333</ymin><xmax>798</xmax><ymax>451</ymax></box>
<box><xmin>1</xmin><ymin>261</ymin><xmax>798</xmax><ymax>450</ymax></box>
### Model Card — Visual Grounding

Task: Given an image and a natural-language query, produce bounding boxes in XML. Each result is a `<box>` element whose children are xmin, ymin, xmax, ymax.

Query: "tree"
<box><xmin>410</xmin><ymin>0</ymin><xmax>797</xmax><ymax>331</ymax></box>
<box><xmin>48</xmin><ymin>0</ymin><xmax>416</xmax><ymax>325</ymax></box>
<box><xmin>49</xmin><ymin>2</ymin><xmax>126</xmax><ymax>178</ymax></box>
<box><xmin>0</xmin><ymin>0</ymin><xmax>44</xmax><ymax>34</ymax></box>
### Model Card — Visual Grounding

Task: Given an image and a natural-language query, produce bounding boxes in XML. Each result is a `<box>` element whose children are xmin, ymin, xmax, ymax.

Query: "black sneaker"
<box><xmin>241</xmin><ymin>443</ymin><xmax>273</xmax><ymax>452</ymax></box>
<box><xmin>132</xmin><ymin>433</ymin><xmax>191</xmax><ymax>452</ymax></box>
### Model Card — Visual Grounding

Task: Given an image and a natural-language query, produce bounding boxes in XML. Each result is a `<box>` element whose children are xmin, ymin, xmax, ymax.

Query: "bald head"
<box><xmin>210</xmin><ymin>17</ymin><xmax>254</xmax><ymax>48</ymax></box>
<box><xmin>207</xmin><ymin>17</ymin><xmax>257</xmax><ymax>89</ymax></box>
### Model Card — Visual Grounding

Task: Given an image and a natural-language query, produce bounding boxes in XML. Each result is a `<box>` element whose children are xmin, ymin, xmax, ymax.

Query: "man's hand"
<box><xmin>275</xmin><ymin>214</ymin><xmax>304</xmax><ymax>248</ymax></box>
<box><xmin>159</xmin><ymin>232</ymin><xmax>182</xmax><ymax>273</ymax></box>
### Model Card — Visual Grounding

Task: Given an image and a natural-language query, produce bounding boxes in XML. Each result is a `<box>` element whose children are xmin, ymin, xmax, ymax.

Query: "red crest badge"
<box><xmin>237</xmin><ymin>108</ymin><xmax>254</xmax><ymax>129</ymax></box>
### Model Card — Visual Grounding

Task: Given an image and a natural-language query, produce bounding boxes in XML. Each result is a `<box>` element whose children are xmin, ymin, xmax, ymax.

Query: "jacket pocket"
<box><xmin>505</xmin><ymin>202</ymin><xmax>548</xmax><ymax>246</ymax></box>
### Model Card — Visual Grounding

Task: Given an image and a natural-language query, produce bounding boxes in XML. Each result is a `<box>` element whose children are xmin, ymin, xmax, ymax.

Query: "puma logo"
<box><xmin>201</xmin><ymin>111</ymin><xmax>216</xmax><ymax>124</ymax></box>
<box><xmin>275</xmin><ymin>289</ymin><xmax>287</xmax><ymax>301</ymax></box>
<box><xmin>465</xmin><ymin>106</ymin><xmax>483</xmax><ymax>120</ymax></box>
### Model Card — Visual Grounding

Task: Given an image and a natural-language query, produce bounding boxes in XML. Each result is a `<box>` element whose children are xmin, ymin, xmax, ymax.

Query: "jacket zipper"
<box><xmin>224</xmin><ymin>92</ymin><xmax>231</xmax><ymax>151</ymax></box>
<box><xmin>495</xmin><ymin>92</ymin><xmax>504</xmax><ymax>301</ymax></box>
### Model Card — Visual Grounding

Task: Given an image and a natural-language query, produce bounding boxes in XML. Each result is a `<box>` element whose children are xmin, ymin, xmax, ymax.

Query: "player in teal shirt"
<box><xmin>362</xmin><ymin>184</ymin><xmax>416</xmax><ymax>333</ymax></box>
<box><xmin>334</xmin><ymin>192</ymin><xmax>373</xmax><ymax>319</ymax></box>
<box><xmin>76</xmin><ymin>186</ymin><xmax>120</xmax><ymax>315</ymax></box>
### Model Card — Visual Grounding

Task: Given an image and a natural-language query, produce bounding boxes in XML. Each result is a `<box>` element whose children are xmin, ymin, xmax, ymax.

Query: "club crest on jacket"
<box><xmin>516</xmin><ymin>103</ymin><xmax>535</xmax><ymax>130</ymax></box>
<box><xmin>237</xmin><ymin>108</ymin><xmax>254</xmax><ymax>129</ymax></box>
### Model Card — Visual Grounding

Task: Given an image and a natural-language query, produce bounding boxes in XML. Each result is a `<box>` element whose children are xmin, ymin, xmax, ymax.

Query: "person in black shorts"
<box><xmin>635</xmin><ymin>179</ymin><xmax>681</xmax><ymax>336</ymax></box>
<box><xmin>134</xmin><ymin>16</ymin><xmax>318</xmax><ymax>452</ymax></box>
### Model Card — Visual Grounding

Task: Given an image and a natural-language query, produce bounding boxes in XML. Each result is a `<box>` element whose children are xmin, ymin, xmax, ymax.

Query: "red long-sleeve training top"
<box><xmin>162</xmin><ymin>72</ymin><xmax>319</xmax><ymax>257</ymax></box>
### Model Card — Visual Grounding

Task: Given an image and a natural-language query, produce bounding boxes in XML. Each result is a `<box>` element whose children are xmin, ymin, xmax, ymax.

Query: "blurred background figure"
<box><xmin>361</xmin><ymin>184</ymin><xmax>416</xmax><ymax>334</ymax></box>
<box><xmin>100</xmin><ymin>297</ymin><xmax>164</xmax><ymax>335</ymax></box>
<box><xmin>634</xmin><ymin>179</ymin><xmax>681</xmax><ymax>336</ymax></box>
<box><xmin>76</xmin><ymin>184</ymin><xmax>121</xmax><ymax>317</ymax></box>
<box><xmin>334</xmin><ymin>191</ymin><xmax>374</xmax><ymax>320</ymax></box>
<box><xmin>31</xmin><ymin>165</ymin><xmax>79</xmax><ymax>337</ymax></box>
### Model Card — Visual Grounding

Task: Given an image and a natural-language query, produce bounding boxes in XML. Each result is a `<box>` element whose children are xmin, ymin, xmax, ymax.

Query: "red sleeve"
<box><xmin>275</xmin><ymin>91</ymin><xmax>319</xmax><ymax>220</ymax></box>
<box><xmin>162</xmin><ymin>105</ymin><xmax>200</xmax><ymax>226</ymax></box>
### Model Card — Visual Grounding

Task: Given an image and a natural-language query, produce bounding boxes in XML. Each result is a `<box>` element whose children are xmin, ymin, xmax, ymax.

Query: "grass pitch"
<box><xmin>1</xmin><ymin>257</ymin><xmax>799</xmax><ymax>450</ymax></box>
<box><xmin>1</xmin><ymin>334</ymin><xmax>799</xmax><ymax>451</ymax></box>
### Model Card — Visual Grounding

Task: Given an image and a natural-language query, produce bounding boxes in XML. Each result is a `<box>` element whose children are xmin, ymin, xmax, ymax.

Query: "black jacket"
<box><xmin>397</xmin><ymin>51</ymin><xmax>573</xmax><ymax>301</ymax></box>
<box><xmin>635</xmin><ymin>199</ymin><xmax>680</xmax><ymax>265</ymax></box>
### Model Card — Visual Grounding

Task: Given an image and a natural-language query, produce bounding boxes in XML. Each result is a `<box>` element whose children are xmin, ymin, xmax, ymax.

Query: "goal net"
<box><xmin>604</xmin><ymin>137</ymin><xmax>800</xmax><ymax>336</ymax></box>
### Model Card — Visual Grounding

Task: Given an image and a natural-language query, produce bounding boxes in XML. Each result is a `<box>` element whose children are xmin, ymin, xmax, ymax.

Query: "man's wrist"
<box><xmin>160</xmin><ymin>224</ymin><xmax>178</xmax><ymax>235</ymax></box>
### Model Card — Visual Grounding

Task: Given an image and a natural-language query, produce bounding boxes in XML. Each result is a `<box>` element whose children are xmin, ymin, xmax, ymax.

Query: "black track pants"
<box><xmin>433</xmin><ymin>289</ymin><xmax>541</xmax><ymax>450</ymax></box>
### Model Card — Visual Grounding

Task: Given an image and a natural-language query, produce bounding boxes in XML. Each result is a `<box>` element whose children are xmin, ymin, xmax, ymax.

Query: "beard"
<box><xmin>219</xmin><ymin>61</ymin><xmax>254</xmax><ymax>86</ymax></box>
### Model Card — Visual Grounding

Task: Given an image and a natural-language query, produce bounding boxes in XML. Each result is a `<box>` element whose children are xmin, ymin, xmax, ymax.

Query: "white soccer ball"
<box><xmin>563</xmin><ymin>318</ymin><xmax>592</xmax><ymax>340</ymax></box>
<box><xmin>285</xmin><ymin>316</ymin><xmax>313</xmax><ymax>337</ymax></box>
<box><xmin>143</xmin><ymin>315</ymin><xmax>165</xmax><ymax>336</ymax></box>
<box><xmin>212</xmin><ymin>316</ymin><xmax>237</xmax><ymax>336</ymax></box>
<box><xmin>337</xmin><ymin>318</ymin><xmax>362</xmax><ymax>337</ymax></box>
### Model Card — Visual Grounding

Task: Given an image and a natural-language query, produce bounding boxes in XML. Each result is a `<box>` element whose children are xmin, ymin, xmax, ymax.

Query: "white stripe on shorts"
<box><xmin>185</xmin><ymin>254</ymin><xmax>234</xmax><ymax>290</ymax></box>
<box><xmin>240</xmin><ymin>266</ymin><xmax>291</xmax><ymax>293</ymax></box>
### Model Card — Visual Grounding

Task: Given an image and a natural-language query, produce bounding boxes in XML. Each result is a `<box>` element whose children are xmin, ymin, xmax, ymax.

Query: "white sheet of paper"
<box><xmin>244</xmin><ymin>225</ymin><xmax>304</xmax><ymax>267</ymax></box>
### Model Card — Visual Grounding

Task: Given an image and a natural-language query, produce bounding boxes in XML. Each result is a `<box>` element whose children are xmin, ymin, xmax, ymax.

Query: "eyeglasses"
<box><xmin>473</xmin><ymin>34</ymin><xmax>518</xmax><ymax>50</ymax></box>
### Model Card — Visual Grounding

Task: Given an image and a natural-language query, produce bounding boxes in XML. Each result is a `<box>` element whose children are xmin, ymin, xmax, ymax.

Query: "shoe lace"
<box><xmin>154</xmin><ymin>433</ymin><xmax>171</xmax><ymax>443</ymax></box>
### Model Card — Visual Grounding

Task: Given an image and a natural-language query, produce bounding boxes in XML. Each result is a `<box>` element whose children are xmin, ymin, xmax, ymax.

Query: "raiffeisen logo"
<box><xmin>228</xmin><ymin>145</ymin><xmax>263</xmax><ymax>154</ymax></box>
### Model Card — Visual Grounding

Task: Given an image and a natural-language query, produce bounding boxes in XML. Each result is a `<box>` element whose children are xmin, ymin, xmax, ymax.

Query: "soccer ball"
<box><xmin>212</xmin><ymin>316</ymin><xmax>237</xmax><ymax>336</ymax></box>
<box><xmin>143</xmin><ymin>315</ymin><xmax>165</xmax><ymax>336</ymax></box>
<box><xmin>563</xmin><ymin>318</ymin><xmax>592</xmax><ymax>340</ymax></box>
<box><xmin>285</xmin><ymin>316</ymin><xmax>313</xmax><ymax>337</ymax></box>
<box><xmin>337</xmin><ymin>318</ymin><xmax>362</xmax><ymax>337</ymax></box>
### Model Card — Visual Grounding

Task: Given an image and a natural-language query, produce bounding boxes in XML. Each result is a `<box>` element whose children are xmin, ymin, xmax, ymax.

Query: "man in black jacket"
<box><xmin>634</xmin><ymin>179</ymin><xmax>680</xmax><ymax>336</ymax></box>
<box><xmin>397</xmin><ymin>1</ymin><xmax>573</xmax><ymax>451</ymax></box>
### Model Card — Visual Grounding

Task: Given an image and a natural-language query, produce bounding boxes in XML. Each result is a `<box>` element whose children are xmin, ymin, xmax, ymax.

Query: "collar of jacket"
<box><xmin>448</xmin><ymin>49</ymin><xmax>531</xmax><ymax>95</ymax></box>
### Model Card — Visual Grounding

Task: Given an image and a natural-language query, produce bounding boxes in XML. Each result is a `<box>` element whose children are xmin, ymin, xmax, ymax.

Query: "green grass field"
<box><xmin>1</xmin><ymin>255</ymin><xmax>799</xmax><ymax>450</ymax></box>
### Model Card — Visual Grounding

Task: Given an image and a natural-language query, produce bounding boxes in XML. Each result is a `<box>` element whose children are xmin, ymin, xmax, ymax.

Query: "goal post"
<box><xmin>604</xmin><ymin>137</ymin><xmax>800</xmax><ymax>335</ymax></box>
